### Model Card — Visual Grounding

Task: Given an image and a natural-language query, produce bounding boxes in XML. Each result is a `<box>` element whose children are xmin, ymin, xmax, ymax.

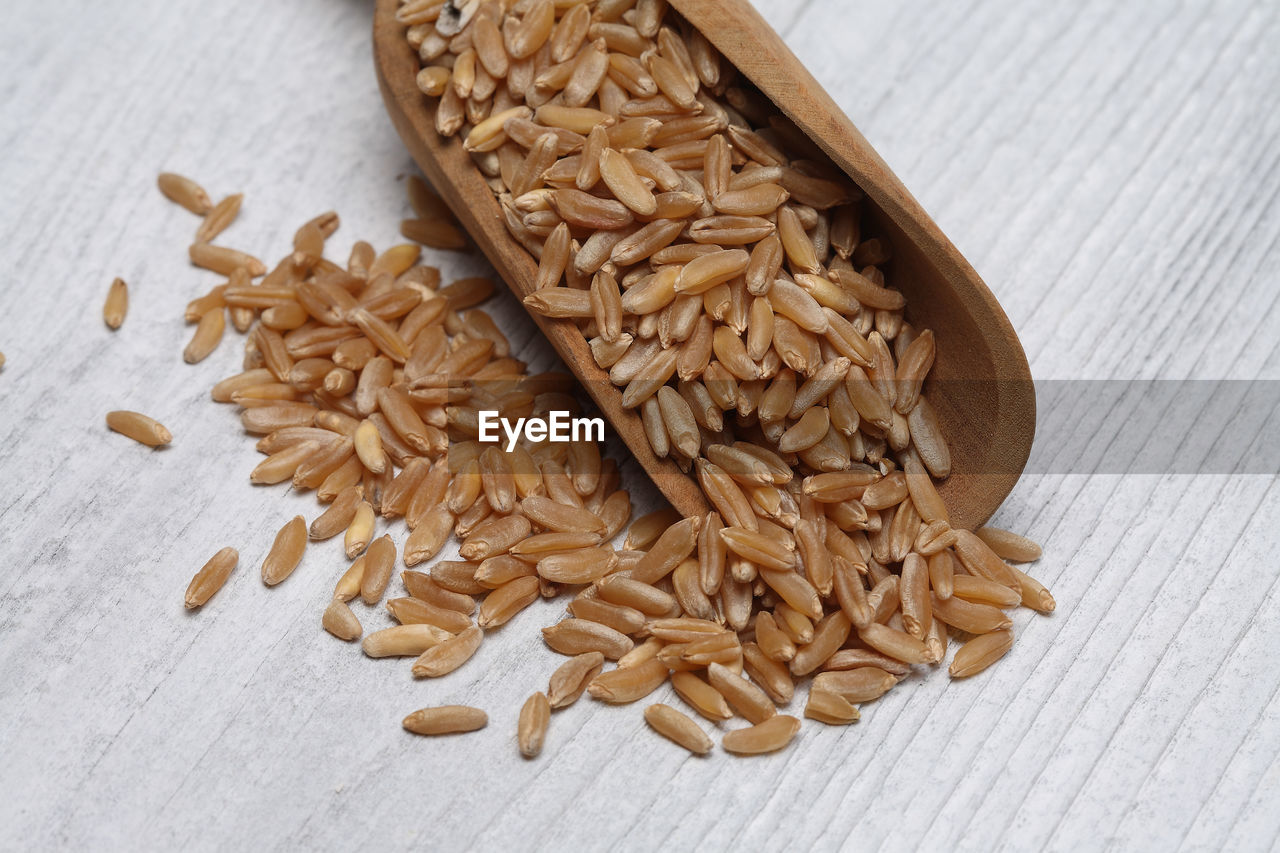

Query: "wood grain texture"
<box><xmin>1</xmin><ymin>0</ymin><xmax>1278</xmax><ymax>851</ymax></box>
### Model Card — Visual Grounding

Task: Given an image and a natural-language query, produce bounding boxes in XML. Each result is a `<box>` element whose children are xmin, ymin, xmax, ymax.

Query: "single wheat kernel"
<box><xmin>322</xmin><ymin>599</ymin><xmax>362</xmax><ymax>641</ymax></box>
<box><xmin>344</xmin><ymin>500</ymin><xmax>375</xmax><ymax>559</ymax></box>
<box><xmin>402</xmin><ymin>705</ymin><xmax>488</xmax><ymax>736</ymax></box>
<box><xmin>644</xmin><ymin>704</ymin><xmax>713</xmax><ymax>755</ymax></box>
<box><xmin>157</xmin><ymin>172</ymin><xmax>213</xmax><ymax>214</ymax></box>
<box><xmin>547</xmin><ymin>651</ymin><xmax>606</xmax><ymax>709</ymax></box>
<box><xmin>362</xmin><ymin>624</ymin><xmax>452</xmax><ymax>658</ymax></box>
<box><xmin>411</xmin><ymin>625</ymin><xmax>483</xmax><ymax>677</ymax></box>
<box><xmin>106</xmin><ymin>410</ymin><xmax>172</xmax><ymax>447</ymax></box>
<box><xmin>261</xmin><ymin>515</ymin><xmax>306</xmax><ymax>586</ymax></box>
<box><xmin>721</xmin><ymin>715</ymin><xmax>802</xmax><ymax>755</ymax></box>
<box><xmin>184</xmin><ymin>546</ymin><xmax>238</xmax><ymax>609</ymax></box>
<box><xmin>518</xmin><ymin>692</ymin><xmax>551</xmax><ymax>757</ymax></box>
<box><xmin>949</xmin><ymin>629</ymin><xmax>1015</xmax><ymax>678</ymax></box>
<box><xmin>103</xmin><ymin>277</ymin><xmax>128</xmax><ymax>329</ymax></box>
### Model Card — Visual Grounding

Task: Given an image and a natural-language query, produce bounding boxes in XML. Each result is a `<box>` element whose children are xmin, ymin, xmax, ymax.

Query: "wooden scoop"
<box><xmin>372</xmin><ymin>0</ymin><xmax>1035</xmax><ymax>529</ymax></box>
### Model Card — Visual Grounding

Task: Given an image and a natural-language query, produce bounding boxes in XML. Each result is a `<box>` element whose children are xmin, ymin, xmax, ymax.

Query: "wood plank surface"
<box><xmin>1</xmin><ymin>0</ymin><xmax>1277</xmax><ymax>850</ymax></box>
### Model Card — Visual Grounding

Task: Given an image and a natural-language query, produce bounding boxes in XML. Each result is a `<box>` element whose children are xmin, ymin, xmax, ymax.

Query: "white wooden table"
<box><xmin>2</xmin><ymin>1</ymin><xmax>1278</xmax><ymax>850</ymax></box>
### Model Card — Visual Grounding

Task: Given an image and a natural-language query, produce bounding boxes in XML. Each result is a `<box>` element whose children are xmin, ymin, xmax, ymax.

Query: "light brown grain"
<box><xmin>261</xmin><ymin>515</ymin><xmax>307</xmax><ymax>586</ymax></box>
<box><xmin>106</xmin><ymin>410</ymin><xmax>172</xmax><ymax>447</ymax></box>
<box><xmin>543</xmin><ymin>617</ymin><xmax>634</xmax><ymax>660</ymax></box>
<box><xmin>158</xmin><ymin>172</ymin><xmax>212</xmax><ymax>214</ymax></box>
<box><xmin>949</xmin><ymin>629</ymin><xmax>1015</xmax><ymax>678</ymax></box>
<box><xmin>804</xmin><ymin>688</ymin><xmax>860</xmax><ymax>725</ymax></box>
<box><xmin>362</xmin><ymin>623</ymin><xmax>452</xmax><ymax>658</ymax></box>
<box><xmin>184</xmin><ymin>546</ymin><xmax>238</xmax><ymax>609</ymax></box>
<box><xmin>518</xmin><ymin>691</ymin><xmax>551</xmax><ymax>758</ymax></box>
<box><xmin>547</xmin><ymin>651</ymin><xmax>606</xmax><ymax>709</ymax></box>
<box><xmin>644</xmin><ymin>704</ymin><xmax>713</xmax><ymax>755</ymax></box>
<box><xmin>586</xmin><ymin>658</ymin><xmax>669</xmax><ymax>703</ymax></box>
<box><xmin>360</xmin><ymin>534</ymin><xmax>397</xmax><ymax>604</ymax></box>
<box><xmin>722</xmin><ymin>715</ymin><xmax>801</xmax><ymax>755</ymax></box>
<box><xmin>402</xmin><ymin>705</ymin><xmax>488</xmax><ymax>735</ymax></box>
<box><xmin>103</xmin><ymin>278</ymin><xmax>128</xmax><ymax>330</ymax></box>
<box><xmin>412</xmin><ymin>625</ymin><xmax>483</xmax><ymax>677</ymax></box>
<box><xmin>322</xmin><ymin>599</ymin><xmax>363</xmax><ymax>641</ymax></box>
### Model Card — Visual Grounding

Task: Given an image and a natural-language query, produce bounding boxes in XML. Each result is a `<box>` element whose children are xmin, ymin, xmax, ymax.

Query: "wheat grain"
<box><xmin>363</xmin><ymin>624</ymin><xmax>451</xmax><ymax>658</ymax></box>
<box><xmin>353</xmin><ymin>418</ymin><xmax>388</xmax><ymax>474</ymax></box>
<box><xmin>261</xmin><ymin>516</ymin><xmax>307</xmax><ymax>586</ymax></box>
<box><xmin>951</xmin><ymin>574</ymin><xmax>1023</xmax><ymax>608</ymax></box>
<box><xmin>103</xmin><ymin>277</ymin><xmax>129</xmax><ymax>329</ymax></box>
<box><xmin>596</xmin><ymin>576</ymin><xmax>677</xmax><ymax>617</ymax></box>
<box><xmin>899</xmin><ymin>553</ymin><xmax>931</xmax><ymax>639</ymax></box>
<box><xmin>387</xmin><ymin>597</ymin><xmax>473</xmax><ymax>633</ymax></box>
<box><xmin>477</xmin><ymin>575</ymin><xmax>541</xmax><ymax>628</ymax></box>
<box><xmin>189</xmin><ymin>242</ymin><xmax>265</xmax><ymax>277</ymax></box>
<box><xmin>630</xmin><ymin>516</ymin><xmax>700</xmax><ymax>584</ymax></box>
<box><xmin>333</xmin><ymin>556</ymin><xmax>365</xmax><ymax>602</ymax></box>
<box><xmin>707</xmin><ymin>662</ymin><xmax>776</xmax><ymax>724</ymax></box>
<box><xmin>868</xmin><ymin>575</ymin><xmax>902</xmax><ymax>624</ymax></box>
<box><xmin>184</xmin><ymin>546</ymin><xmax>238</xmax><ymax>609</ymax></box>
<box><xmin>542</xmin><ymin>617</ymin><xmax>633</xmax><ymax>659</ymax></box>
<box><xmin>644</xmin><ymin>704</ymin><xmax>713</xmax><ymax>755</ymax></box>
<box><xmin>740</xmin><ymin>642</ymin><xmax>796</xmax><ymax>705</ymax></box>
<box><xmin>402</xmin><ymin>705</ymin><xmax>487</xmax><ymax>736</ymax></box>
<box><xmin>431</xmin><ymin>560</ymin><xmax>487</xmax><ymax>596</ymax></box>
<box><xmin>805</xmin><ymin>688</ymin><xmax>860</xmax><ymax>725</ymax></box>
<box><xmin>195</xmin><ymin>193</ymin><xmax>243</xmax><ymax>243</ymax></box>
<box><xmin>403</xmin><ymin>571</ymin><xmax>476</xmax><ymax>614</ymax></box>
<box><xmin>344</xmin><ymin>500</ymin><xmax>375</xmax><ymax>558</ymax></box>
<box><xmin>949</xmin><ymin>629</ymin><xmax>1015</xmax><ymax>678</ymax></box>
<box><xmin>951</xmin><ymin>530</ymin><xmax>1022</xmax><ymax>592</ymax></box>
<box><xmin>173</xmin><ymin>5</ymin><xmax>1054</xmax><ymax>751</ymax></box>
<box><xmin>547</xmin><ymin>651</ymin><xmax>606</xmax><ymax>709</ymax></box>
<box><xmin>1009</xmin><ymin>564</ymin><xmax>1056</xmax><ymax>613</ymax></box>
<box><xmin>310</xmin><ymin>485</ymin><xmax>362</xmax><ymax>540</ymax></box>
<box><xmin>625</xmin><ymin>507</ymin><xmax>682</xmax><ymax>551</ymax></box>
<box><xmin>587</xmin><ymin>658</ymin><xmax>669</xmax><ymax>703</ymax></box>
<box><xmin>516</xmin><ymin>692</ymin><xmax>551</xmax><ymax>758</ymax></box>
<box><xmin>322</xmin><ymin>599</ymin><xmax>363</xmax><ymax>641</ymax></box>
<box><xmin>616</xmin><ymin>637</ymin><xmax>664</xmax><ymax>671</ymax></box>
<box><xmin>812</xmin><ymin>667</ymin><xmax>899</xmax><ymax>703</ymax></box>
<box><xmin>250</xmin><ymin>441</ymin><xmax>316</xmax><ymax>485</ymax></box>
<box><xmin>519</xmin><ymin>495</ymin><xmax>606</xmax><ymax>534</ymax></box>
<box><xmin>459</xmin><ymin>513</ymin><xmax>531</xmax><ymax>561</ymax></box>
<box><xmin>858</xmin><ymin>622</ymin><xmax>935</xmax><ymax>665</ymax></box>
<box><xmin>754</xmin><ymin>612</ymin><xmax>797</xmax><ymax>662</ymax></box>
<box><xmin>412</xmin><ymin>625</ymin><xmax>483</xmax><ymax>677</ymax></box>
<box><xmin>158</xmin><ymin>172</ymin><xmax>213</xmax><ymax>214</ymax></box>
<box><xmin>975</xmin><ymin>526</ymin><xmax>1043</xmax><ymax>563</ymax></box>
<box><xmin>106</xmin><ymin>410</ymin><xmax>172</xmax><ymax>447</ymax></box>
<box><xmin>404</xmin><ymin>507</ymin><xmax>454</xmax><ymax>566</ymax></box>
<box><xmin>475</xmin><ymin>554</ymin><xmax>536</xmax><ymax>589</ymax></box>
<box><xmin>535</xmin><ymin>547</ymin><xmax>618</xmax><ymax>583</ymax></box>
<box><xmin>822</xmin><ymin>648</ymin><xmax>911</xmax><ymax>677</ymax></box>
<box><xmin>670</xmin><ymin>671</ymin><xmax>733</xmax><ymax>721</ymax></box>
<box><xmin>789</xmin><ymin>611</ymin><xmax>852</xmax><ymax>676</ymax></box>
<box><xmin>360</xmin><ymin>534</ymin><xmax>397</xmax><ymax>604</ymax></box>
<box><xmin>930</xmin><ymin>593</ymin><xmax>1013</xmax><ymax>635</ymax></box>
<box><xmin>722</xmin><ymin>715</ymin><xmax>801</xmax><ymax>755</ymax></box>
<box><xmin>212</xmin><ymin>368</ymin><xmax>274</xmax><ymax>402</ymax></box>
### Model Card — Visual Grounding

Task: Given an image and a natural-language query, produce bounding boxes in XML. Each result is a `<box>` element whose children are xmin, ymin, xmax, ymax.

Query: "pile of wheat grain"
<box><xmin>141</xmin><ymin>163</ymin><xmax>1050</xmax><ymax>756</ymax></box>
<box><xmin>395</xmin><ymin>0</ymin><xmax>1054</xmax><ymax>749</ymax></box>
<box><xmin>109</xmin><ymin>0</ymin><xmax>1055</xmax><ymax>759</ymax></box>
